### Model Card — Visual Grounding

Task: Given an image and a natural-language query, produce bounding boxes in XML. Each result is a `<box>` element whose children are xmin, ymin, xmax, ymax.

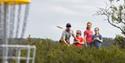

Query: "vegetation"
<box><xmin>97</xmin><ymin>0</ymin><xmax>125</xmax><ymax>35</ymax></box>
<box><xmin>114</xmin><ymin>35</ymin><xmax>125</xmax><ymax>48</ymax></box>
<box><xmin>22</xmin><ymin>38</ymin><xmax>125</xmax><ymax>63</ymax></box>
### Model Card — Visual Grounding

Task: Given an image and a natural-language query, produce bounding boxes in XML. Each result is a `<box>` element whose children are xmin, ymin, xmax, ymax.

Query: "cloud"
<box><xmin>25</xmin><ymin>0</ymin><xmax>121</xmax><ymax>40</ymax></box>
<box><xmin>49</xmin><ymin>5</ymin><xmax>80</xmax><ymax>15</ymax></box>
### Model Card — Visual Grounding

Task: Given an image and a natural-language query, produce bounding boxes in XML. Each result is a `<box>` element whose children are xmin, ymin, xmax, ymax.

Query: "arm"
<box><xmin>62</xmin><ymin>38</ymin><xmax>70</xmax><ymax>46</ymax></box>
<box><xmin>92</xmin><ymin>35</ymin><xmax>95</xmax><ymax>42</ymax></box>
<box><xmin>83</xmin><ymin>38</ymin><xmax>86</xmax><ymax>44</ymax></box>
<box><xmin>84</xmin><ymin>31</ymin><xmax>87</xmax><ymax>41</ymax></box>
<box><xmin>77</xmin><ymin>37</ymin><xmax>86</xmax><ymax>44</ymax></box>
<box><xmin>72</xmin><ymin>30</ymin><xmax>76</xmax><ymax>39</ymax></box>
<box><xmin>71</xmin><ymin>30</ymin><xmax>77</xmax><ymax>41</ymax></box>
<box><xmin>95</xmin><ymin>35</ymin><xmax>103</xmax><ymax>42</ymax></box>
<box><xmin>99</xmin><ymin>35</ymin><xmax>103</xmax><ymax>42</ymax></box>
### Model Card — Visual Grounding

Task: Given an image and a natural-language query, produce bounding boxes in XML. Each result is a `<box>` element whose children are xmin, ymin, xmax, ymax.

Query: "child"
<box><xmin>74</xmin><ymin>30</ymin><xmax>86</xmax><ymax>48</ymax></box>
<box><xmin>84</xmin><ymin>22</ymin><xmax>93</xmax><ymax>47</ymax></box>
<box><xmin>92</xmin><ymin>27</ymin><xmax>103</xmax><ymax>48</ymax></box>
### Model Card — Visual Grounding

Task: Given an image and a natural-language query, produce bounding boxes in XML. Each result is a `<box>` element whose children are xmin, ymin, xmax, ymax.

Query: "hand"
<box><xmin>96</xmin><ymin>38</ymin><xmax>100</xmax><ymax>40</ymax></box>
<box><xmin>67</xmin><ymin>44</ymin><xmax>70</xmax><ymax>46</ymax></box>
<box><xmin>94</xmin><ymin>37</ymin><xmax>99</xmax><ymax>40</ymax></box>
<box><xmin>79</xmin><ymin>42</ymin><xmax>84</xmax><ymax>44</ymax></box>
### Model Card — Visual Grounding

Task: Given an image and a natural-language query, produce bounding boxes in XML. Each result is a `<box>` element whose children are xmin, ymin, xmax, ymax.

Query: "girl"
<box><xmin>74</xmin><ymin>30</ymin><xmax>86</xmax><ymax>48</ymax></box>
<box><xmin>84</xmin><ymin>22</ymin><xmax>93</xmax><ymax>47</ymax></box>
<box><xmin>92</xmin><ymin>27</ymin><xmax>103</xmax><ymax>48</ymax></box>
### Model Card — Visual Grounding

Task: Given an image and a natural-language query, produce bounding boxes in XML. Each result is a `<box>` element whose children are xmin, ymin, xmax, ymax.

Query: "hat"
<box><xmin>66</xmin><ymin>23</ymin><xmax>71</xmax><ymax>27</ymax></box>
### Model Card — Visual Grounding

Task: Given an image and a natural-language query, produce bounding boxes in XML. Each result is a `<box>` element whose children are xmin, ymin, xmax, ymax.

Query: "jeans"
<box><xmin>93</xmin><ymin>41</ymin><xmax>101</xmax><ymax>48</ymax></box>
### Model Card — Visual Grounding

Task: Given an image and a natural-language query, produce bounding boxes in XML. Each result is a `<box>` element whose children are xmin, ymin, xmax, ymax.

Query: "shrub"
<box><xmin>114</xmin><ymin>35</ymin><xmax>125</xmax><ymax>48</ymax></box>
<box><xmin>24</xmin><ymin>38</ymin><xmax>125</xmax><ymax>63</ymax></box>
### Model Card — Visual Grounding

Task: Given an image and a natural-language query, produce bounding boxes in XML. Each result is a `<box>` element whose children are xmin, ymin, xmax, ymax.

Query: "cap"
<box><xmin>66</xmin><ymin>23</ymin><xmax>71</xmax><ymax>27</ymax></box>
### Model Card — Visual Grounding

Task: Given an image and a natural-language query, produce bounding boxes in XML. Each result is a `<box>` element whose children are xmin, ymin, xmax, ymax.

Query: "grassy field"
<box><xmin>24</xmin><ymin>38</ymin><xmax>125</xmax><ymax>63</ymax></box>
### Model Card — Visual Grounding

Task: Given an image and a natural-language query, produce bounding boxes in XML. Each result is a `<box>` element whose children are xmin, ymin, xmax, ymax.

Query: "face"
<box><xmin>66</xmin><ymin>27</ymin><xmax>71</xmax><ymax>32</ymax></box>
<box><xmin>76</xmin><ymin>33</ymin><xmax>81</xmax><ymax>36</ymax></box>
<box><xmin>87</xmin><ymin>23</ymin><xmax>92</xmax><ymax>29</ymax></box>
<box><xmin>88</xmin><ymin>23</ymin><xmax>92</xmax><ymax>27</ymax></box>
<box><xmin>95</xmin><ymin>28</ymin><xmax>99</xmax><ymax>34</ymax></box>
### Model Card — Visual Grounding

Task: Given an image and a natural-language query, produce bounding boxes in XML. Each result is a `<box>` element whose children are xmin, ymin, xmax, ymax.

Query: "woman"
<box><xmin>92</xmin><ymin>27</ymin><xmax>103</xmax><ymax>48</ymax></box>
<box><xmin>84</xmin><ymin>22</ymin><xmax>93</xmax><ymax>47</ymax></box>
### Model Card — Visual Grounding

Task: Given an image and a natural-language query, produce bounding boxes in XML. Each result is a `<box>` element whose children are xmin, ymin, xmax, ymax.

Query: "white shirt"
<box><xmin>61</xmin><ymin>30</ymin><xmax>74</xmax><ymax>43</ymax></box>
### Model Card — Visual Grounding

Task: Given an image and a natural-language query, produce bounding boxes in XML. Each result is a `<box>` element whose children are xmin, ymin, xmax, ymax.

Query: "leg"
<box><xmin>95</xmin><ymin>42</ymin><xmax>101</xmax><ymax>48</ymax></box>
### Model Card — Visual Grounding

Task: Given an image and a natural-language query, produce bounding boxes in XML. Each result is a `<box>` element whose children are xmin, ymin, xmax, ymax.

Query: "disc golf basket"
<box><xmin>0</xmin><ymin>0</ymin><xmax>36</xmax><ymax>63</ymax></box>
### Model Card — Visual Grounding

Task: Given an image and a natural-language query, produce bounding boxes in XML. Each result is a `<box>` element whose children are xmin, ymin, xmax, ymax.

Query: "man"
<box><xmin>59</xmin><ymin>23</ymin><xmax>75</xmax><ymax>46</ymax></box>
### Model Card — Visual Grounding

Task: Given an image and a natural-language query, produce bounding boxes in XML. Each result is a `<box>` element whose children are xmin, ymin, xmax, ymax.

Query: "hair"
<box><xmin>94</xmin><ymin>27</ymin><xmax>99</xmax><ymax>31</ymax></box>
<box><xmin>87</xmin><ymin>22</ymin><xmax>92</xmax><ymax>25</ymax></box>
<box><xmin>86</xmin><ymin>22</ymin><xmax>92</xmax><ymax>30</ymax></box>
<box><xmin>76</xmin><ymin>30</ymin><xmax>82</xmax><ymax>36</ymax></box>
<box><xmin>94</xmin><ymin>27</ymin><xmax>100</xmax><ymax>35</ymax></box>
<box><xmin>86</xmin><ymin>27</ymin><xmax>90</xmax><ymax>30</ymax></box>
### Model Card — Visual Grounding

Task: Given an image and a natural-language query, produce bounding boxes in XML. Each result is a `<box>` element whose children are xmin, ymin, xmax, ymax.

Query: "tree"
<box><xmin>114</xmin><ymin>35</ymin><xmax>125</xmax><ymax>48</ymax></box>
<box><xmin>97</xmin><ymin>0</ymin><xmax>125</xmax><ymax>35</ymax></box>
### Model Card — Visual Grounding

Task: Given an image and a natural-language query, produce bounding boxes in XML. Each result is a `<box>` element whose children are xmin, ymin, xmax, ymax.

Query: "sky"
<box><xmin>25</xmin><ymin>0</ymin><xmax>121</xmax><ymax>40</ymax></box>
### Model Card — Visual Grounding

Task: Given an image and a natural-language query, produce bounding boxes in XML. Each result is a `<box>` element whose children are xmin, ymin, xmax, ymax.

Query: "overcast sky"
<box><xmin>25</xmin><ymin>0</ymin><xmax>121</xmax><ymax>40</ymax></box>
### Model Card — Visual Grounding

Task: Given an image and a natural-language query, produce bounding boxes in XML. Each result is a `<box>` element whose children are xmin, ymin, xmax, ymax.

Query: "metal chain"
<box><xmin>3</xmin><ymin>4</ymin><xmax>9</xmax><ymax>44</ymax></box>
<box><xmin>20</xmin><ymin>4</ymin><xmax>30</xmax><ymax>39</ymax></box>
<box><xmin>9</xmin><ymin>5</ymin><xmax>16</xmax><ymax>43</ymax></box>
<box><xmin>0</xmin><ymin>5</ymin><xmax>2</xmax><ymax>28</ymax></box>
<box><xmin>0</xmin><ymin>4</ymin><xmax>4</xmax><ymax>44</ymax></box>
<box><xmin>0</xmin><ymin>4</ymin><xmax>4</xmax><ymax>39</ymax></box>
<box><xmin>3</xmin><ymin>4</ymin><xmax>9</xmax><ymax>63</ymax></box>
<box><xmin>15</xmin><ymin>5</ymin><xmax>22</xmax><ymax>38</ymax></box>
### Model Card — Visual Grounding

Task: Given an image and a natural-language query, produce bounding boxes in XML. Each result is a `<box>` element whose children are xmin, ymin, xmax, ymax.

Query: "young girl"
<box><xmin>84</xmin><ymin>22</ymin><xmax>93</xmax><ymax>47</ymax></box>
<box><xmin>74</xmin><ymin>30</ymin><xmax>86</xmax><ymax>48</ymax></box>
<box><xmin>92</xmin><ymin>27</ymin><xmax>103</xmax><ymax>48</ymax></box>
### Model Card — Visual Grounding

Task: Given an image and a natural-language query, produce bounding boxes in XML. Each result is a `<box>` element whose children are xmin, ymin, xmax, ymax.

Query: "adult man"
<box><xmin>59</xmin><ymin>23</ymin><xmax>75</xmax><ymax>46</ymax></box>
